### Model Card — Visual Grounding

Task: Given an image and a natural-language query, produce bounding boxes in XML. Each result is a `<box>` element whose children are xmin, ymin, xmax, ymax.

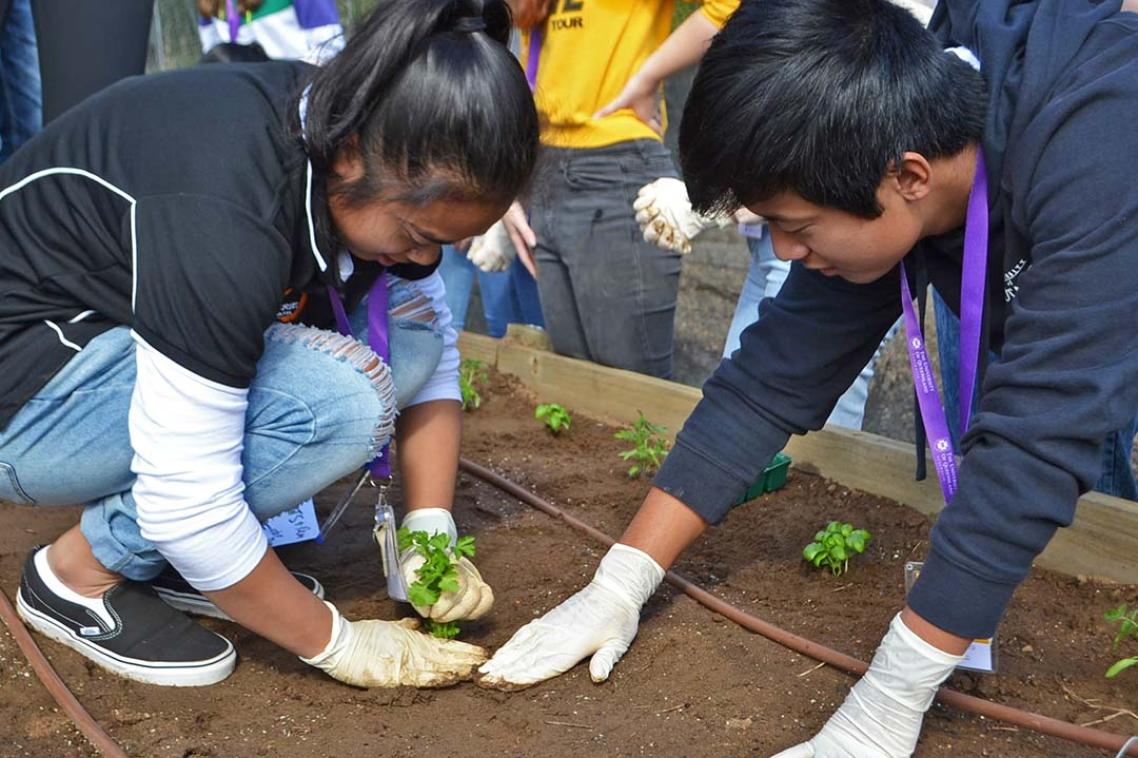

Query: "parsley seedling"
<box><xmin>397</xmin><ymin>529</ymin><xmax>477</xmax><ymax>639</ymax></box>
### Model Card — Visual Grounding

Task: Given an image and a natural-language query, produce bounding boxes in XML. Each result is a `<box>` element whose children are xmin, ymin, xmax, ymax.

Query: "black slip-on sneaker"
<box><xmin>16</xmin><ymin>547</ymin><xmax>236</xmax><ymax>687</ymax></box>
<box><xmin>151</xmin><ymin>564</ymin><xmax>324</xmax><ymax>620</ymax></box>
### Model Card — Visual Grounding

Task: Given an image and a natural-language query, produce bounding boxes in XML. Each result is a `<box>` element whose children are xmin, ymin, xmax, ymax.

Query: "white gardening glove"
<box><xmin>300</xmin><ymin>601</ymin><xmax>488</xmax><ymax>688</ymax></box>
<box><xmin>771</xmin><ymin>613</ymin><xmax>964</xmax><ymax>758</ymax></box>
<box><xmin>466</xmin><ymin>219</ymin><xmax>516</xmax><ymax>273</ymax></box>
<box><xmin>634</xmin><ymin>177</ymin><xmax>730</xmax><ymax>254</ymax></box>
<box><xmin>477</xmin><ymin>543</ymin><xmax>665</xmax><ymax>690</ymax></box>
<box><xmin>400</xmin><ymin>508</ymin><xmax>494</xmax><ymax>623</ymax></box>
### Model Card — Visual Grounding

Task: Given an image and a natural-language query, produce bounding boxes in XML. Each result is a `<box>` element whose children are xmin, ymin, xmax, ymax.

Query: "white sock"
<box><xmin>35</xmin><ymin>546</ymin><xmax>115</xmax><ymax>628</ymax></box>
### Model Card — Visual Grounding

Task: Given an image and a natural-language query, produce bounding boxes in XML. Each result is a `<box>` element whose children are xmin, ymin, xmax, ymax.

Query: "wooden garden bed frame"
<box><xmin>459</xmin><ymin>327</ymin><xmax>1138</xmax><ymax>584</ymax></box>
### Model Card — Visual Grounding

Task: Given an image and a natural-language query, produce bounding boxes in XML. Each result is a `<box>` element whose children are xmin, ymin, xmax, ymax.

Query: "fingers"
<box><xmin>432</xmin><ymin>581</ymin><xmax>482</xmax><ymax>622</ymax></box>
<box><xmin>592</xmin><ymin>98</ymin><xmax>620</xmax><ymax>120</ymax></box>
<box><xmin>518</xmin><ymin>245</ymin><xmax>538</xmax><ymax>279</ymax></box>
<box><xmin>633</xmin><ymin>192</ymin><xmax>655</xmax><ymax>214</ymax></box>
<box><xmin>476</xmin><ymin>621</ymin><xmax>589</xmax><ymax>690</ymax></box>
<box><xmin>404</xmin><ymin>637</ymin><xmax>489</xmax><ymax>688</ymax></box>
<box><xmin>467</xmin><ymin>583</ymin><xmax>494</xmax><ymax>620</ymax></box>
<box><xmin>588</xmin><ymin>639</ymin><xmax>630</xmax><ymax>683</ymax></box>
<box><xmin>505</xmin><ymin>226</ymin><xmax>529</xmax><ymax>264</ymax></box>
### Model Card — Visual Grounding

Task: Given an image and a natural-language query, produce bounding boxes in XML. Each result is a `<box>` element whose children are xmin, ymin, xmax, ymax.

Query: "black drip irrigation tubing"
<box><xmin>458</xmin><ymin>456</ymin><xmax>1138</xmax><ymax>757</ymax></box>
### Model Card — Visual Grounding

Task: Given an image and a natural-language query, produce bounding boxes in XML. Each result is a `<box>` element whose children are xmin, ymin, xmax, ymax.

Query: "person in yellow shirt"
<box><xmin>505</xmin><ymin>0</ymin><xmax>738</xmax><ymax>378</ymax></box>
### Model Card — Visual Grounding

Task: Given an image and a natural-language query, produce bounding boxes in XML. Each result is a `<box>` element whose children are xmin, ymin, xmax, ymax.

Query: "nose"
<box><xmin>768</xmin><ymin>226</ymin><xmax>810</xmax><ymax>262</ymax></box>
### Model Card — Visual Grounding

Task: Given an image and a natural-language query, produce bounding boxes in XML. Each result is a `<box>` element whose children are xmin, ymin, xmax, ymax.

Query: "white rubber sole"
<box><xmin>16</xmin><ymin>588</ymin><xmax>236</xmax><ymax>687</ymax></box>
<box><xmin>154</xmin><ymin>577</ymin><xmax>325</xmax><ymax>621</ymax></box>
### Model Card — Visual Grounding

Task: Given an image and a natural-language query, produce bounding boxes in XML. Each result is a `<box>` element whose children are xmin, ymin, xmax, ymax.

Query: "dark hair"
<box><xmin>299</xmin><ymin>0</ymin><xmax>539</xmax><ymax>208</ymax></box>
<box><xmin>198</xmin><ymin>42</ymin><xmax>270</xmax><ymax>65</ymax></box>
<box><xmin>679</xmin><ymin>0</ymin><xmax>986</xmax><ymax>219</ymax></box>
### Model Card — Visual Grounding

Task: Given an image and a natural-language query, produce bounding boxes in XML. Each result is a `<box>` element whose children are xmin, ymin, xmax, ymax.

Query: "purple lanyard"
<box><xmin>525</xmin><ymin>28</ymin><xmax>542</xmax><ymax>90</ymax></box>
<box><xmin>899</xmin><ymin>149</ymin><xmax>989</xmax><ymax>503</ymax></box>
<box><xmin>325</xmin><ymin>272</ymin><xmax>391</xmax><ymax>479</ymax></box>
<box><xmin>225</xmin><ymin>0</ymin><xmax>240</xmax><ymax>42</ymax></box>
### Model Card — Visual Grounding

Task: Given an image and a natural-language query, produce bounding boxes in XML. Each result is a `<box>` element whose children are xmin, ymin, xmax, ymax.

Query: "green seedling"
<box><xmin>459</xmin><ymin>359</ymin><xmax>489</xmax><ymax>411</ymax></box>
<box><xmin>535</xmin><ymin>403</ymin><xmax>572</xmax><ymax>434</ymax></box>
<box><xmin>396</xmin><ymin>528</ymin><xmax>477</xmax><ymax>639</ymax></box>
<box><xmin>803</xmin><ymin>521</ymin><xmax>872</xmax><ymax>577</ymax></box>
<box><xmin>614</xmin><ymin>412</ymin><xmax>670</xmax><ymax>478</ymax></box>
<box><xmin>1104</xmin><ymin>603</ymin><xmax>1138</xmax><ymax>678</ymax></box>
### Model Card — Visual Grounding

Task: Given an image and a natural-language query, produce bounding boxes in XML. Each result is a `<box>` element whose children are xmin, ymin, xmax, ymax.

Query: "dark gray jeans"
<box><xmin>531</xmin><ymin>139</ymin><xmax>682</xmax><ymax>379</ymax></box>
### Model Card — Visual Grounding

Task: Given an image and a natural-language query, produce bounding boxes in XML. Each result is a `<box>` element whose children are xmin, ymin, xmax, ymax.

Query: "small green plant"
<box><xmin>614</xmin><ymin>412</ymin><xmax>670</xmax><ymax>478</ymax></box>
<box><xmin>1104</xmin><ymin>603</ymin><xmax>1138</xmax><ymax>679</ymax></box>
<box><xmin>396</xmin><ymin>528</ymin><xmax>477</xmax><ymax>639</ymax></box>
<box><xmin>803</xmin><ymin>521</ymin><xmax>872</xmax><ymax>577</ymax></box>
<box><xmin>459</xmin><ymin>359</ymin><xmax>489</xmax><ymax>411</ymax></box>
<box><xmin>535</xmin><ymin>403</ymin><xmax>572</xmax><ymax>434</ymax></box>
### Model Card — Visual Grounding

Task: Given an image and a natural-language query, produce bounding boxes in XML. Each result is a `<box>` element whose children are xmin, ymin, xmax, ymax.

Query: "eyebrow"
<box><xmin>762</xmin><ymin>212</ymin><xmax>815</xmax><ymax>225</ymax></box>
<box><xmin>407</xmin><ymin>221</ymin><xmax>455</xmax><ymax>246</ymax></box>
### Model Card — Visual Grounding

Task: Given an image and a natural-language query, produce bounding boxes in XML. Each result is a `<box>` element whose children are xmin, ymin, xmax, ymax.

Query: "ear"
<box><xmin>330</xmin><ymin>135</ymin><xmax>365</xmax><ymax>184</ymax></box>
<box><xmin>891</xmin><ymin>151</ymin><xmax>933</xmax><ymax>202</ymax></box>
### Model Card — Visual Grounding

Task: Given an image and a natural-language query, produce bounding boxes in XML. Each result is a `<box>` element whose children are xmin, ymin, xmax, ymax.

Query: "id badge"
<box><xmin>373</xmin><ymin>496</ymin><xmax>409</xmax><ymax>602</ymax></box>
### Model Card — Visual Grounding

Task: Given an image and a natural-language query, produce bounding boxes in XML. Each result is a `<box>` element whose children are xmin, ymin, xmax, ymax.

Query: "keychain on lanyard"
<box><xmin>899</xmin><ymin>148</ymin><xmax>989</xmax><ymax>504</ymax></box>
<box><xmin>319</xmin><ymin>271</ymin><xmax>409</xmax><ymax>601</ymax></box>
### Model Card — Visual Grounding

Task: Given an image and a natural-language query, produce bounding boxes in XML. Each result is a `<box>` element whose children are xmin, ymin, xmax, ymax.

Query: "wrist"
<box><xmin>861</xmin><ymin>612</ymin><xmax>964</xmax><ymax>713</ymax></box>
<box><xmin>400</xmin><ymin>507</ymin><xmax>457</xmax><ymax>547</ymax></box>
<box><xmin>593</xmin><ymin>543</ymin><xmax>665</xmax><ymax>610</ymax></box>
<box><xmin>299</xmin><ymin>600</ymin><xmax>343</xmax><ymax>664</ymax></box>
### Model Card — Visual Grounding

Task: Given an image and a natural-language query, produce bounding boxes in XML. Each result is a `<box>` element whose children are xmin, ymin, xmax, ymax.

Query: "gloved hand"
<box><xmin>400</xmin><ymin>508</ymin><xmax>494</xmax><ymax>623</ymax></box>
<box><xmin>466</xmin><ymin>219</ymin><xmax>516</xmax><ymax>273</ymax></box>
<box><xmin>300</xmin><ymin>601</ymin><xmax>488</xmax><ymax>688</ymax></box>
<box><xmin>477</xmin><ymin>543</ymin><xmax>665</xmax><ymax>690</ymax></box>
<box><xmin>771</xmin><ymin>613</ymin><xmax>964</xmax><ymax>758</ymax></box>
<box><xmin>633</xmin><ymin>177</ymin><xmax>730</xmax><ymax>254</ymax></box>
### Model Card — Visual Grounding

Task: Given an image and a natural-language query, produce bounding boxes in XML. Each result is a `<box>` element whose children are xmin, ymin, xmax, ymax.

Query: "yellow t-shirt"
<box><xmin>521</xmin><ymin>0</ymin><xmax>739</xmax><ymax>149</ymax></box>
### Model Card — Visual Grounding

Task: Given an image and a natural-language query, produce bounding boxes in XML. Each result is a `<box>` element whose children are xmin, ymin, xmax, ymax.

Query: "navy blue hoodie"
<box><xmin>655</xmin><ymin>0</ymin><xmax>1138</xmax><ymax>639</ymax></box>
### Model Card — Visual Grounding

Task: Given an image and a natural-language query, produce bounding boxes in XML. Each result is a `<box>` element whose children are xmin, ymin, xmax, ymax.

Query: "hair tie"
<box><xmin>451</xmin><ymin>16</ymin><xmax>486</xmax><ymax>33</ymax></box>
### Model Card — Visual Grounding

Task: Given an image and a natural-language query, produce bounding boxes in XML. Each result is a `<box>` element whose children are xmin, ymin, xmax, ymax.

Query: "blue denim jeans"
<box><xmin>723</xmin><ymin>232</ymin><xmax>896</xmax><ymax>430</ymax></box>
<box><xmin>0</xmin><ymin>289</ymin><xmax>444</xmax><ymax>579</ymax></box>
<box><xmin>0</xmin><ymin>0</ymin><xmax>42</xmax><ymax>162</ymax></box>
<box><xmin>438</xmin><ymin>245</ymin><xmax>544</xmax><ymax>337</ymax></box>
<box><xmin>933</xmin><ymin>289</ymin><xmax>1138</xmax><ymax>500</ymax></box>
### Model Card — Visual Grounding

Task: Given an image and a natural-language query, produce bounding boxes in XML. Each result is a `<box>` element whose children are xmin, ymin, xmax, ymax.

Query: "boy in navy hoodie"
<box><xmin>479</xmin><ymin>1</ymin><xmax>1138</xmax><ymax>754</ymax></box>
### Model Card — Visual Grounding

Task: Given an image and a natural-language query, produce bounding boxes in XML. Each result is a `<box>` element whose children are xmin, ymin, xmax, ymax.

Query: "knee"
<box><xmin>260</xmin><ymin>324</ymin><xmax>396</xmax><ymax>461</ymax></box>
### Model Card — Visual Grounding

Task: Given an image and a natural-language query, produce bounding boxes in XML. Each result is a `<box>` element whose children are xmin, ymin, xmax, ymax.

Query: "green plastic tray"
<box><xmin>734</xmin><ymin>451</ymin><xmax>792</xmax><ymax>505</ymax></box>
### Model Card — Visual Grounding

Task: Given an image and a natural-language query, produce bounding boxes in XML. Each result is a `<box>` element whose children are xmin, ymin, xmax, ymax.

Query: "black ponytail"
<box><xmin>298</xmin><ymin>0</ymin><xmax>538</xmax><ymax>207</ymax></box>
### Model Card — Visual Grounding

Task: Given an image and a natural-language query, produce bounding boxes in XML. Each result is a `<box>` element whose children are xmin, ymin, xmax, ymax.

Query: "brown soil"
<box><xmin>2</xmin><ymin>371</ymin><xmax>1135</xmax><ymax>757</ymax></box>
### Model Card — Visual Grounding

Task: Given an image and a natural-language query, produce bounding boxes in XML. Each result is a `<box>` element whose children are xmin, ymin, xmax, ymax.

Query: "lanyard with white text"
<box><xmin>899</xmin><ymin>149</ymin><xmax>988</xmax><ymax>503</ymax></box>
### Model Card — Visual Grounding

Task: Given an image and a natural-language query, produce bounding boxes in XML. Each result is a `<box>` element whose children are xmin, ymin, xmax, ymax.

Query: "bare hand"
<box><xmin>594</xmin><ymin>73</ymin><xmax>663</xmax><ymax>136</ymax></box>
<box><xmin>501</xmin><ymin>201</ymin><xmax>538</xmax><ymax>278</ymax></box>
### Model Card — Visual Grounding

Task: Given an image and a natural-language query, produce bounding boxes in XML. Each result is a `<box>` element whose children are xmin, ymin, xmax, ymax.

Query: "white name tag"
<box><xmin>263</xmin><ymin>499</ymin><xmax>321</xmax><ymax>547</ymax></box>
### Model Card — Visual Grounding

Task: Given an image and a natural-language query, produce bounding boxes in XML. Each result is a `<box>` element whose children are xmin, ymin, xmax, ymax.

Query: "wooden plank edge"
<box><xmin>458</xmin><ymin>331</ymin><xmax>1138</xmax><ymax>583</ymax></box>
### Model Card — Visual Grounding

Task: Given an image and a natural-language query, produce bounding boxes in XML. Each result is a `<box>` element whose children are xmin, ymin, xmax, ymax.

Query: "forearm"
<box><xmin>634</xmin><ymin>11</ymin><xmax>719</xmax><ymax>87</ymax></box>
<box><xmin>205</xmin><ymin>547</ymin><xmax>333</xmax><ymax>658</ymax></box>
<box><xmin>396</xmin><ymin>399</ymin><xmax>461</xmax><ymax>511</ymax></box>
<box><xmin>618</xmin><ymin>487</ymin><xmax>707</xmax><ymax>569</ymax></box>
